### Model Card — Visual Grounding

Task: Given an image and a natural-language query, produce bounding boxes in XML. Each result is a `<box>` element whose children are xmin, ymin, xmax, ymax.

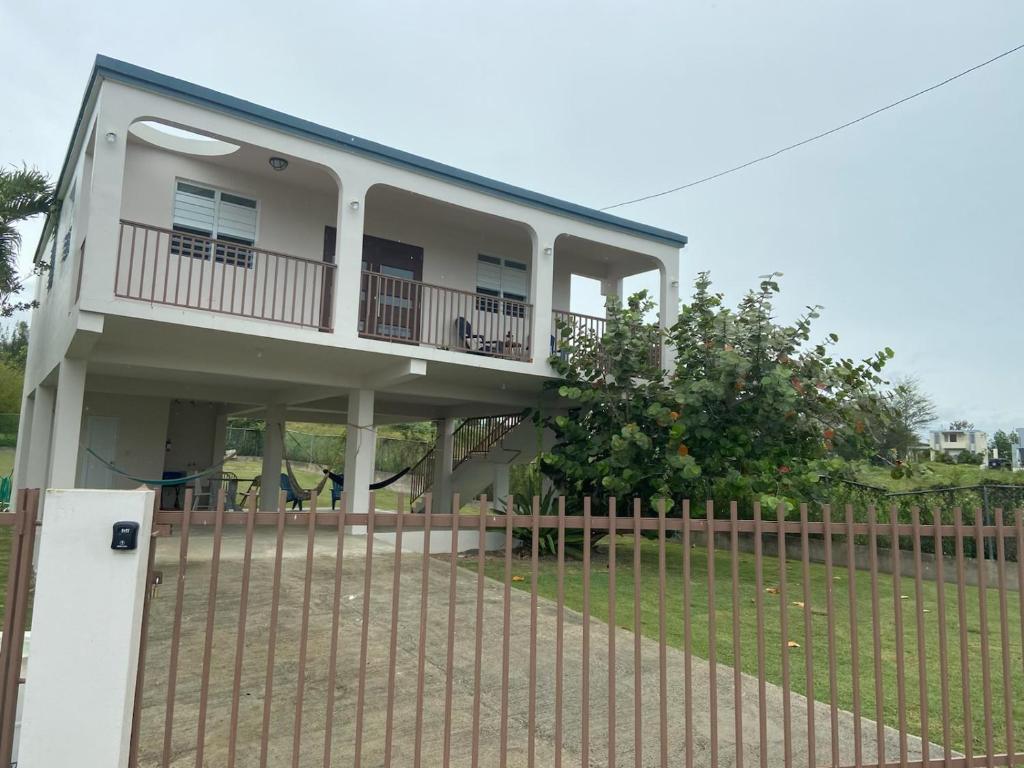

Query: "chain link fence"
<box><xmin>225</xmin><ymin>425</ymin><xmax>430</xmax><ymax>473</ymax></box>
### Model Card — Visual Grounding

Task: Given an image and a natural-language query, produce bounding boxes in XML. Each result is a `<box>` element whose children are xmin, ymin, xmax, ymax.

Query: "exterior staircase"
<box><xmin>408</xmin><ymin>410</ymin><xmax>536</xmax><ymax>504</ymax></box>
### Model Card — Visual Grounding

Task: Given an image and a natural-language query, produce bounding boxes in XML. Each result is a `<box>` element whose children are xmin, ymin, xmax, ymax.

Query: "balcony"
<box><xmin>359</xmin><ymin>271</ymin><xmax>534</xmax><ymax>362</ymax></box>
<box><xmin>114</xmin><ymin>220</ymin><xmax>335</xmax><ymax>330</ymax></box>
<box><xmin>112</xmin><ymin>222</ymin><xmax>648</xmax><ymax>370</ymax></box>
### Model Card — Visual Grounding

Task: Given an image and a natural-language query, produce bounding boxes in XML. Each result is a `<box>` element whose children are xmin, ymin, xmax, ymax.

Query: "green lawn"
<box><xmin>858</xmin><ymin>461</ymin><xmax>1024</xmax><ymax>492</ymax></box>
<box><xmin>478</xmin><ymin>534</ymin><xmax>1022</xmax><ymax>754</ymax></box>
<box><xmin>223</xmin><ymin>456</ymin><xmax>403</xmax><ymax>511</ymax></box>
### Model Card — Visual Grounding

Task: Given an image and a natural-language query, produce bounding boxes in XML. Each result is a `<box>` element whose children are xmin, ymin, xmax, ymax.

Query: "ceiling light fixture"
<box><xmin>268</xmin><ymin>156</ymin><xmax>289</xmax><ymax>171</ymax></box>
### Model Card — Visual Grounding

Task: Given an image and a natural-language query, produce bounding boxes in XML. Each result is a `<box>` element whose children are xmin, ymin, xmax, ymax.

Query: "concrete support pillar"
<box><xmin>530</xmin><ymin>228</ymin><xmax>558</xmax><ymax>365</ymax></box>
<box><xmin>432</xmin><ymin>417</ymin><xmax>456</xmax><ymax>514</ymax></box>
<box><xmin>492</xmin><ymin>462</ymin><xmax>511</xmax><ymax>511</ymax></box>
<box><xmin>18</xmin><ymin>487</ymin><xmax>154</xmax><ymax>767</ymax></box>
<box><xmin>25</xmin><ymin>385</ymin><xmax>55</xmax><ymax>491</ymax></box>
<box><xmin>344</xmin><ymin>389</ymin><xmax>376</xmax><ymax>514</ymax></box>
<box><xmin>79</xmin><ymin>101</ymin><xmax>129</xmax><ymax>309</ymax></box>
<box><xmin>332</xmin><ymin>181</ymin><xmax>369</xmax><ymax>344</ymax></box>
<box><xmin>211</xmin><ymin>407</ymin><xmax>228</xmax><ymax>465</ymax></box>
<box><xmin>658</xmin><ymin>257</ymin><xmax>681</xmax><ymax>370</ymax></box>
<box><xmin>12</xmin><ymin>392</ymin><xmax>35</xmax><ymax>493</ymax></box>
<box><xmin>48</xmin><ymin>358</ymin><xmax>86</xmax><ymax>489</ymax></box>
<box><xmin>260</xmin><ymin>404</ymin><xmax>285</xmax><ymax>510</ymax></box>
<box><xmin>600</xmin><ymin>275</ymin><xmax>626</xmax><ymax>303</ymax></box>
<box><xmin>211</xmin><ymin>406</ymin><xmax>229</xmax><ymax>506</ymax></box>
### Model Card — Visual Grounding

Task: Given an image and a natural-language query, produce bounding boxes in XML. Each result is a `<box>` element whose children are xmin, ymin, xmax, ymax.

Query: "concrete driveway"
<box><xmin>135</xmin><ymin>528</ymin><xmax>936</xmax><ymax>767</ymax></box>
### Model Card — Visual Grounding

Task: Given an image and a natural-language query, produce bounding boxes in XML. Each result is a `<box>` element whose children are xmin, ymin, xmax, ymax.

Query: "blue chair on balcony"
<box><xmin>455</xmin><ymin>317</ymin><xmax>502</xmax><ymax>355</ymax></box>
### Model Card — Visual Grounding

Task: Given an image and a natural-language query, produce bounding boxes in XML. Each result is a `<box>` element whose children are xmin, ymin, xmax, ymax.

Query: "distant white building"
<box><xmin>1014</xmin><ymin>428</ymin><xmax>1024</xmax><ymax>469</ymax></box>
<box><xmin>930</xmin><ymin>429</ymin><xmax>988</xmax><ymax>462</ymax></box>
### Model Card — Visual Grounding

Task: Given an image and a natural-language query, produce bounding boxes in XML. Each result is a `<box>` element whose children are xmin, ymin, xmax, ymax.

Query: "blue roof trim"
<box><xmin>93</xmin><ymin>55</ymin><xmax>687</xmax><ymax>248</ymax></box>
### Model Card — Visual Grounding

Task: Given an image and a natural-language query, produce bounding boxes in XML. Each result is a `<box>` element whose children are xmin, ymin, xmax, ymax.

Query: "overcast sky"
<box><xmin>3</xmin><ymin>1</ymin><xmax>1022</xmax><ymax>436</ymax></box>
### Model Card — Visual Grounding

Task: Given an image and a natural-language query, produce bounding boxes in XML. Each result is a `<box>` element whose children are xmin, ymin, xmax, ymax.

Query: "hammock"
<box><xmin>322</xmin><ymin>466</ymin><xmax>411</xmax><ymax>491</ymax></box>
<box><xmin>283</xmin><ymin>456</ymin><xmax>329</xmax><ymax>500</ymax></box>
<box><xmin>83</xmin><ymin>446</ymin><xmax>236</xmax><ymax>486</ymax></box>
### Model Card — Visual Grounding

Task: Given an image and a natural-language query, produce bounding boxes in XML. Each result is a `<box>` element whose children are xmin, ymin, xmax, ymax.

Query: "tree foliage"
<box><xmin>874</xmin><ymin>376</ymin><xmax>937</xmax><ymax>459</ymax></box>
<box><xmin>0</xmin><ymin>166</ymin><xmax>54</xmax><ymax>317</ymax></box>
<box><xmin>0</xmin><ymin>321</ymin><xmax>28</xmax><ymax>370</ymax></box>
<box><xmin>948</xmin><ymin>419</ymin><xmax>975</xmax><ymax>431</ymax></box>
<box><xmin>541</xmin><ymin>272</ymin><xmax>896</xmax><ymax>515</ymax></box>
<box><xmin>991</xmin><ymin>430</ymin><xmax>1017</xmax><ymax>463</ymax></box>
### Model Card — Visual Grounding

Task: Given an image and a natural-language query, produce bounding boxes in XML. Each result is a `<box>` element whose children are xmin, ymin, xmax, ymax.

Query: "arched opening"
<box><xmin>360</xmin><ymin>184</ymin><xmax>535</xmax><ymax>361</ymax></box>
<box><xmin>116</xmin><ymin>117</ymin><xmax>340</xmax><ymax>329</ymax></box>
<box><xmin>551</xmin><ymin>233</ymin><xmax>664</xmax><ymax>357</ymax></box>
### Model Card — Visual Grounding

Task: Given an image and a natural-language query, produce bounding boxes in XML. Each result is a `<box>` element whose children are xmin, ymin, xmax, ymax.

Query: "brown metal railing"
<box><xmin>131</xmin><ymin>492</ymin><xmax>1024</xmax><ymax>768</ymax></box>
<box><xmin>452</xmin><ymin>412</ymin><xmax>527</xmax><ymax>470</ymax></box>
<box><xmin>360</xmin><ymin>271</ymin><xmax>533</xmax><ymax>361</ymax></box>
<box><xmin>552</xmin><ymin>309</ymin><xmax>663</xmax><ymax>368</ymax></box>
<box><xmin>114</xmin><ymin>220</ymin><xmax>336</xmax><ymax>330</ymax></box>
<box><xmin>407</xmin><ymin>413</ymin><xmax>527</xmax><ymax>503</ymax></box>
<box><xmin>0</xmin><ymin>490</ymin><xmax>39</xmax><ymax>766</ymax></box>
<box><xmin>407</xmin><ymin>444</ymin><xmax>436</xmax><ymax>503</ymax></box>
<box><xmin>552</xmin><ymin>309</ymin><xmax>606</xmax><ymax>348</ymax></box>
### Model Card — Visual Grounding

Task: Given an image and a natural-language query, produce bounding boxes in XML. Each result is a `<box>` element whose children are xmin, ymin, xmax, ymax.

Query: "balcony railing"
<box><xmin>359</xmin><ymin>271</ymin><xmax>533</xmax><ymax>362</ymax></box>
<box><xmin>114</xmin><ymin>220</ymin><xmax>335</xmax><ymax>330</ymax></box>
<box><xmin>552</xmin><ymin>309</ymin><xmax>662</xmax><ymax>367</ymax></box>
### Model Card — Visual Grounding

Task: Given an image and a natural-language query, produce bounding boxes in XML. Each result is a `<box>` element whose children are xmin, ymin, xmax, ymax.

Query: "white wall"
<box><xmin>121</xmin><ymin>140</ymin><xmax>337</xmax><ymax>261</ymax></box>
<box><xmin>77</xmin><ymin>392</ymin><xmax>170</xmax><ymax>489</ymax></box>
<box><xmin>164</xmin><ymin>399</ymin><xmax>220</xmax><ymax>474</ymax></box>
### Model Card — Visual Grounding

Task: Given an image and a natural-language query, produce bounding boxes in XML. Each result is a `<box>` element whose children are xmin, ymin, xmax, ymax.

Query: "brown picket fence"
<box><xmin>128</xmin><ymin>492</ymin><xmax>1024</xmax><ymax>768</ymax></box>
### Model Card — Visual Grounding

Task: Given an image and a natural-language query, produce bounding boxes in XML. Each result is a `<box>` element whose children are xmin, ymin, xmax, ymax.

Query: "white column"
<box><xmin>211</xmin><ymin>407</ymin><xmax>228</xmax><ymax>465</ymax></box>
<box><xmin>658</xmin><ymin>256</ymin><xmax>681</xmax><ymax>370</ymax></box>
<box><xmin>432</xmin><ymin>417</ymin><xmax>456</xmax><ymax>514</ymax></box>
<box><xmin>601</xmin><ymin>275</ymin><xmax>626</xmax><ymax>303</ymax></box>
<box><xmin>18</xmin><ymin>487</ymin><xmax>154</xmax><ymax>768</ymax></box>
<box><xmin>79</xmin><ymin>100</ymin><xmax>129</xmax><ymax>309</ymax></box>
<box><xmin>344</xmin><ymin>389</ymin><xmax>376</xmax><ymax>514</ymax></box>
<box><xmin>529</xmin><ymin>227</ymin><xmax>557</xmax><ymax>365</ymax></box>
<box><xmin>25</xmin><ymin>385</ymin><xmax>54</xmax><ymax>491</ymax></box>
<box><xmin>260</xmin><ymin>404</ymin><xmax>285</xmax><ymax>510</ymax></box>
<box><xmin>12</xmin><ymin>392</ymin><xmax>35</xmax><ymax>493</ymax></box>
<box><xmin>48</xmin><ymin>358</ymin><xmax>86</xmax><ymax>489</ymax></box>
<box><xmin>492</xmin><ymin>462</ymin><xmax>511</xmax><ymax>511</ymax></box>
<box><xmin>332</xmin><ymin>180</ymin><xmax>369</xmax><ymax>345</ymax></box>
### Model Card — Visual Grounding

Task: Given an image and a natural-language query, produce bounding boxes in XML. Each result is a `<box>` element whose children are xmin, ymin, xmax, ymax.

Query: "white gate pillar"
<box><xmin>18</xmin><ymin>488</ymin><xmax>154</xmax><ymax>768</ymax></box>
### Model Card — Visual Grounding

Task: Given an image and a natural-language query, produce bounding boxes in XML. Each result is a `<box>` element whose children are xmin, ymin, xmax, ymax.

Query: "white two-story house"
<box><xmin>14</xmin><ymin>55</ymin><xmax>687</xmax><ymax>515</ymax></box>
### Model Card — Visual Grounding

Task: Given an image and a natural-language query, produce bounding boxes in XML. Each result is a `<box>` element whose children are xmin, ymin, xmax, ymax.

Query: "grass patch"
<box><xmin>857</xmin><ymin>462</ymin><xmax>1024</xmax><ymax>492</ymax></box>
<box><xmin>477</xmin><ymin>534</ymin><xmax>1022</xmax><ymax>754</ymax></box>
<box><xmin>222</xmin><ymin>456</ymin><xmax>402</xmax><ymax>510</ymax></box>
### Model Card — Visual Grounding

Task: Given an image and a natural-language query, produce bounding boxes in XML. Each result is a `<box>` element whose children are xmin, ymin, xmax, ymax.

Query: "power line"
<box><xmin>601</xmin><ymin>42</ymin><xmax>1024</xmax><ymax>211</ymax></box>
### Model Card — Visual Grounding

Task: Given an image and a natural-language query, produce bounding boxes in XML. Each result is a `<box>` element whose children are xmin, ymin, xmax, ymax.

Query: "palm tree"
<box><xmin>0</xmin><ymin>166</ymin><xmax>54</xmax><ymax>317</ymax></box>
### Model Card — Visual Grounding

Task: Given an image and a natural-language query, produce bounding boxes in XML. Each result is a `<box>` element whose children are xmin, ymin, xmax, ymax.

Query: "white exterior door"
<box><xmin>80</xmin><ymin>415</ymin><xmax>120</xmax><ymax>489</ymax></box>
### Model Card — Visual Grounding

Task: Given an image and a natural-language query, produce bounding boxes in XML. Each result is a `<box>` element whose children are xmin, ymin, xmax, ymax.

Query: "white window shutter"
<box><xmin>476</xmin><ymin>255</ymin><xmax>502</xmax><ymax>295</ymax></box>
<box><xmin>173</xmin><ymin>183</ymin><xmax>216</xmax><ymax>234</ymax></box>
<box><xmin>216</xmin><ymin>197</ymin><xmax>257</xmax><ymax>243</ymax></box>
<box><xmin>502</xmin><ymin>260</ymin><xmax>528</xmax><ymax>300</ymax></box>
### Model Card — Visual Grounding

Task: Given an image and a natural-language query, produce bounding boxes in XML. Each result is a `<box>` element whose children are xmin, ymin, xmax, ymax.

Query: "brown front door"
<box><xmin>360</xmin><ymin>235</ymin><xmax>424</xmax><ymax>342</ymax></box>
